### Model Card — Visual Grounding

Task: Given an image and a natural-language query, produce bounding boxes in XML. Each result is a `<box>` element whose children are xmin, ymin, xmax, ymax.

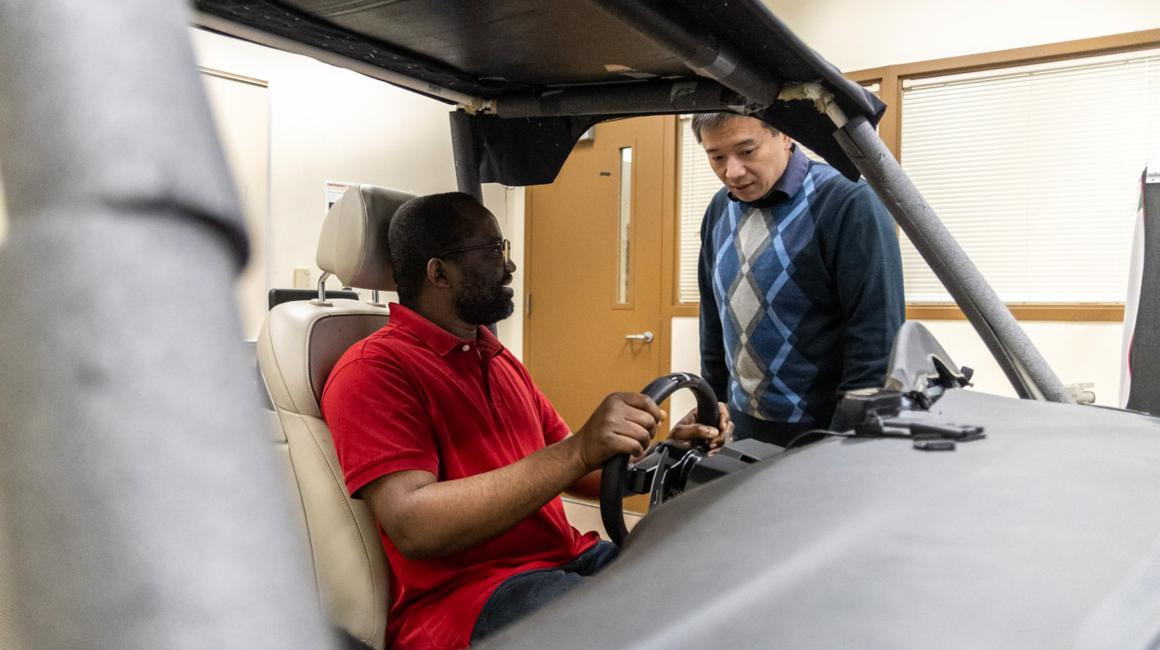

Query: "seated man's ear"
<box><xmin>426</xmin><ymin>258</ymin><xmax>453</xmax><ymax>288</ymax></box>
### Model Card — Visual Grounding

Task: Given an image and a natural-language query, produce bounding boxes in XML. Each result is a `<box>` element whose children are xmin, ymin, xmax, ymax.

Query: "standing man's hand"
<box><xmin>669</xmin><ymin>402</ymin><xmax>733</xmax><ymax>452</ymax></box>
<box><xmin>572</xmin><ymin>393</ymin><xmax>665</xmax><ymax>470</ymax></box>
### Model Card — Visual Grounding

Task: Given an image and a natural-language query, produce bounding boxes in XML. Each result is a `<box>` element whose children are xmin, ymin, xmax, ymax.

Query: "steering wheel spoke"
<box><xmin>600</xmin><ymin>373</ymin><xmax>720</xmax><ymax>546</ymax></box>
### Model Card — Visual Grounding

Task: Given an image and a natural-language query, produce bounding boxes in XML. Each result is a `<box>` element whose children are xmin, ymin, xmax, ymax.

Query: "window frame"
<box><xmin>846</xmin><ymin>28</ymin><xmax>1160</xmax><ymax>322</ymax></box>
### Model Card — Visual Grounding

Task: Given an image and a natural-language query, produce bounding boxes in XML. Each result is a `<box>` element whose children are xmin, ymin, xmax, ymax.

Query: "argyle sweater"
<box><xmin>698</xmin><ymin>147</ymin><xmax>904</xmax><ymax>427</ymax></box>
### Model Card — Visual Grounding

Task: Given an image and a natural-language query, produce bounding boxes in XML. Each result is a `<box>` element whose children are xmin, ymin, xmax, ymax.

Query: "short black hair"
<box><xmin>690</xmin><ymin>112</ymin><xmax>780</xmax><ymax>143</ymax></box>
<box><xmin>388</xmin><ymin>192</ymin><xmax>482</xmax><ymax>307</ymax></box>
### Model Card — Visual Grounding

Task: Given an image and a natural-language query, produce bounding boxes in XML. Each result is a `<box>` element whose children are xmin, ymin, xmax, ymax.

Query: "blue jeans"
<box><xmin>470</xmin><ymin>540</ymin><xmax>619</xmax><ymax>644</ymax></box>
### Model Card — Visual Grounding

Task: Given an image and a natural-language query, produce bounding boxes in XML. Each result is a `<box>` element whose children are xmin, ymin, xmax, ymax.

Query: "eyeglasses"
<box><xmin>438</xmin><ymin>239</ymin><xmax>511</xmax><ymax>265</ymax></box>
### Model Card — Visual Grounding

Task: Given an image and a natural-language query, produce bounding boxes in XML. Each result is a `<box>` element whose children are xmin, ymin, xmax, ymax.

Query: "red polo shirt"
<box><xmin>321</xmin><ymin>304</ymin><xmax>598</xmax><ymax>649</ymax></box>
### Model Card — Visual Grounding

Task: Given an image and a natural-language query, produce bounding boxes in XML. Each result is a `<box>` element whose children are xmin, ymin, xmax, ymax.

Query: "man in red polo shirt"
<box><xmin>322</xmin><ymin>192</ymin><xmax>729</xmax><ymax>649</ymax></box>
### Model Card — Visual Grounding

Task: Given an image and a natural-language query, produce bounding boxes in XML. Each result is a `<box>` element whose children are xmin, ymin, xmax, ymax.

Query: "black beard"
<box><xmin>455</xmin><ymin>272</ymin><xmax>514</xmax><ymax>325</ymax></box>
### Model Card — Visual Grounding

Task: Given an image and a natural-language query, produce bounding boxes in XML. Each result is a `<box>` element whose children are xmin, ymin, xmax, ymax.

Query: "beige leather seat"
<box><xmin>257</xmin><ymin>185</ymin><xmax>414</xmax><ymax>649</ymax></box>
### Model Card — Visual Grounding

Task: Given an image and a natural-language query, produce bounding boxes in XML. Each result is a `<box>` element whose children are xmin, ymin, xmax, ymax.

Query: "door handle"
<box><xmin>625</xmin><ymin>331</ymin><xmax>654</xmax><ymax>343</ymax></box>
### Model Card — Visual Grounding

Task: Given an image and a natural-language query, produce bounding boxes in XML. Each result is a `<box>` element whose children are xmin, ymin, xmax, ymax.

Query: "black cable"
<box><xmin>782</xmin><ymin>428</ymin><xmax>848</xmax><ymax>451</ymax></box>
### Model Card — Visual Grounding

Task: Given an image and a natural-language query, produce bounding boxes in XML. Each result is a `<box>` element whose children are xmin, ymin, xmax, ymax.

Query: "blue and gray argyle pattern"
<box><xmin>699</xmin><ymin>147</ymin><xmax>905</xmax><ymax>429</ymax></box>
<box><xmin>709</xmin><ymin>167</ymin><xmax>839</xmax><ymax>422</ymax></box>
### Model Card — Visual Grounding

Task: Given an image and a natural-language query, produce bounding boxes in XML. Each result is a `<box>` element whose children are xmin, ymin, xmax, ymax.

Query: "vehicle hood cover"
<box><xmin>193</xmin><ymin>0</ymin><xmax>884</xmax><ymax>184</ymax></box>
<box><xmin>484</xmin><ymin>390</ymin><xmax>1160</xmax><ymax>648</ymax></box>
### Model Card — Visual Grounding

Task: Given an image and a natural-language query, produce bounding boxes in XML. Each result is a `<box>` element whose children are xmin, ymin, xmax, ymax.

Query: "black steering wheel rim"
<box><xmin>599</xmin><ymin>373</ymin><xmax>720</xmax><ymax>547</ymax></box>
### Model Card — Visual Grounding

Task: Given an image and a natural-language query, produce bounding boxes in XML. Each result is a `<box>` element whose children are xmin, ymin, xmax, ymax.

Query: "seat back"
<box><xmin>268</xmin><ymin>288</ymin><xmax>360</xmax><ymax>310</ymax></box>
<box><xmin>257</xmin><ymin>185</ymin><xmax>413</xmax><ymax>649</ymax></box>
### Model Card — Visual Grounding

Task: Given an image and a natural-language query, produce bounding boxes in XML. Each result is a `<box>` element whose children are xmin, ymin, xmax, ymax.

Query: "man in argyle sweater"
<box><xmin>695</xmin><ymin>112</ymin><xmax>904</xmax><ymax>446</ymax></box>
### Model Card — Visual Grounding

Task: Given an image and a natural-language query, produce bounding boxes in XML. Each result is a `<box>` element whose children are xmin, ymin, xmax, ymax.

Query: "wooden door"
<box><xmin>525</xmin><ymin>116</ymin><xmax>674</xmax><ymax>511</ymax></box>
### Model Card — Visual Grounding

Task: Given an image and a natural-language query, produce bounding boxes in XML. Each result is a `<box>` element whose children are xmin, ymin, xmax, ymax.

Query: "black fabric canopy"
<box><xmin>194</xmin><ymin>0</ymin><xmax>885</xmax><ymax>184</ymax></box>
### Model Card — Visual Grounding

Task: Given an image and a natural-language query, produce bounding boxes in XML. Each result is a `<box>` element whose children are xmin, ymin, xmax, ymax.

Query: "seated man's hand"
<box><xmin>574</xmin><ymin>392</ymin><xmax>665</xmax><ymax>470</ymax></box>
<box><xmin>669</xmin><ymin>402</ymin><xmax>733</xmax><ymax>452</ymax></box>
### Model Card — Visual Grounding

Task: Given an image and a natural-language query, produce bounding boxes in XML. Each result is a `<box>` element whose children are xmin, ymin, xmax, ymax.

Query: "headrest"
<box><xmin>316</xmin><ymin>185</ymin><xmax>415</xmax><ymax>290</ymax></box>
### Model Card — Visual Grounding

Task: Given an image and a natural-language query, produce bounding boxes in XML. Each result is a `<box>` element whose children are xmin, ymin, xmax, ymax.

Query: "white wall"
<box><xmin>918</xmin><ymin>320</ymin><xmax>1124</xmax><ymax>402</ymax></box>
<box><xmin>669</xmin><ymin>1</ymin><xmax>1160</xmax><ymax>408</ymax></box>
<box><xmin>493</xmin><ymin>185</ymin><xmax>527</xmax><ymax>357</ymax></box>
<box><xmin>191</xmin><ymin>29</ymin><xmax>452</xmax><ymax>293</ymax></box>
<box><xmin>0</xmin><ymin>27</ymin><xmax>524</xmax><ymax>350</ymax></box>
<box><xmin>673</xmin><ymin>316</ymin><xmax>1124</xmax><ymax>406</ymax></box>
<box><xmin>669</xmin><ymin>317</ymin><xmax>704</xmax><ymax>423</ymax></box>
<box><xmin>190</xmin><ymin>29</ymin><xmax>521</xmax><ymax>346</ymax></box>
<box><xmin>201</xmin><ymin>72</ymin><xmax>270</xmax><ymax>340</ymax></box>
<box><xmin>2</xmin><ymin>11</ymin><xmax>1151</xmax><ymax>386</ymax></box>
<box><xmin>764</xmin><ymin>0</ymin><xmax>1160</xmax><ymax>72</ymax></box>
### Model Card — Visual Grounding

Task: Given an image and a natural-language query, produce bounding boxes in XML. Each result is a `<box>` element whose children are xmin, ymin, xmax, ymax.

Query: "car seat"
<box><xmin>256</xmin><ymin>184</ymin><xmax>413</xmax><ymax>649</ymax></box>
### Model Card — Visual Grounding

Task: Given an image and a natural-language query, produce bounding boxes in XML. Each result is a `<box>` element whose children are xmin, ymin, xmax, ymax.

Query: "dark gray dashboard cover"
<box><xmin>193</xmin><ymin>0</ymin><xmax>884</xmax><ymax>184</ymax></box>
<box><xmin>484</xmin><ymin>390</ymin><xmax>1160</xmax><ymax>648</ymax></box>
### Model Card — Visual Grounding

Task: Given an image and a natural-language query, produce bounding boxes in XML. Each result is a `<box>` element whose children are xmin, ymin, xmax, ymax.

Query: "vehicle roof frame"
<box><xmin>192</xmin><ymin>0</ymin><xmax>1073</xmax><ymax>403</ymax></box>
<box><xmin>0</xmin><ymin>0</ymin><xmax>1086</xmax><ymax>645</ymax></box>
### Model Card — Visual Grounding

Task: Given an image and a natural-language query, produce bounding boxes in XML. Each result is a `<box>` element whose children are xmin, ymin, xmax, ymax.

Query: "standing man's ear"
<box><xmin>426</xmin><ymin>258</ymin><xmax>452</xmax><ymax>288</ymax></box>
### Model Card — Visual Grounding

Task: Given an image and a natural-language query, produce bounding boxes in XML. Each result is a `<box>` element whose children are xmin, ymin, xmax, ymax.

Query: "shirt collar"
<box><xmin>727</xmin><ymin>144</ymin><xmax>809</xmax><ymax>208</ymax></box>
<box><xmin>388</xmin><ymin>303</ymin><xmax>505</xmax><ymax>358</ymax></box>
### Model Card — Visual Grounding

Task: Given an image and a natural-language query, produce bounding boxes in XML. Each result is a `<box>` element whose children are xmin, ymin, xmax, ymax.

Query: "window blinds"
<box><xmin>678</xmin><ymin>116</ymin><xmax>719</xmax><ymax>303</ymax></box>
<box><xmin>900</xmin><ymin>49</ymin><xmax>1160</xmax><ymax>303</ymax></box>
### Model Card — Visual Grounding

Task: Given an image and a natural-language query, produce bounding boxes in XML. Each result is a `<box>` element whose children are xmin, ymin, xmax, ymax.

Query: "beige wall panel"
<box><xmin>201</xmin><ymin>71</ymin><xmax>270</xmax><ymax>340</ymax></box>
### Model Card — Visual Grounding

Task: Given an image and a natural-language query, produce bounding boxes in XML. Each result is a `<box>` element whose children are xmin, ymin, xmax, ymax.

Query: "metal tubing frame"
<box><xmin>196</xmin><ymin>11</ymin><xmax>492</xmax><ymax>112</ymax></box>
<box><xmin>494</xmin><ymin>78</ymin><xmax>745</xmax><ymax>118</ymax></box>
<box><xmin>313</xmin><ymin>271</ymin><xmax>333</xmax><ymax>305</ymax></box>
<box><xmin>834</xmin><ymin>116</ymin><xmax>1073</xmax><ymax>403</ymax></box>
<box><xmin>587</xmin><ymin>0</ymin><xmax>780</xmax><ymax>108</ymax></box>
<box><xmin>450</xmin><ymin>109</ymin><xmax>483</xmax><ymax>201</ymax></box>
<box><xmin>199</xmin><ymin>9</ymin><xmax>754</xmax><ymax>120</ymax></box>
<box><xmin>0</xmin><ymin>1</ymin><xmax>335</xmax><ymax>646</ymax></box>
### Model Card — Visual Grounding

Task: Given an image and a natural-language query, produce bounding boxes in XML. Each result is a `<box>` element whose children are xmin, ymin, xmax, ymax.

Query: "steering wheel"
<box><xmin>599</xmin><ymin>372</ymin><xmax>720</xmax><ymax>546</ymax></box>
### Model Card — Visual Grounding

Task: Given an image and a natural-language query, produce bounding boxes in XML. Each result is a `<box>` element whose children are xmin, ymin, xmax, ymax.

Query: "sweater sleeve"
<box><xmin>698</xmin><ymin>195</ymin><xmax>729</xmax><ymax>403</ymax></box>
<box><xmin>832</xmin><ymin>183</ymin><xmax>906</xmax><ymax>392</ymax></box>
